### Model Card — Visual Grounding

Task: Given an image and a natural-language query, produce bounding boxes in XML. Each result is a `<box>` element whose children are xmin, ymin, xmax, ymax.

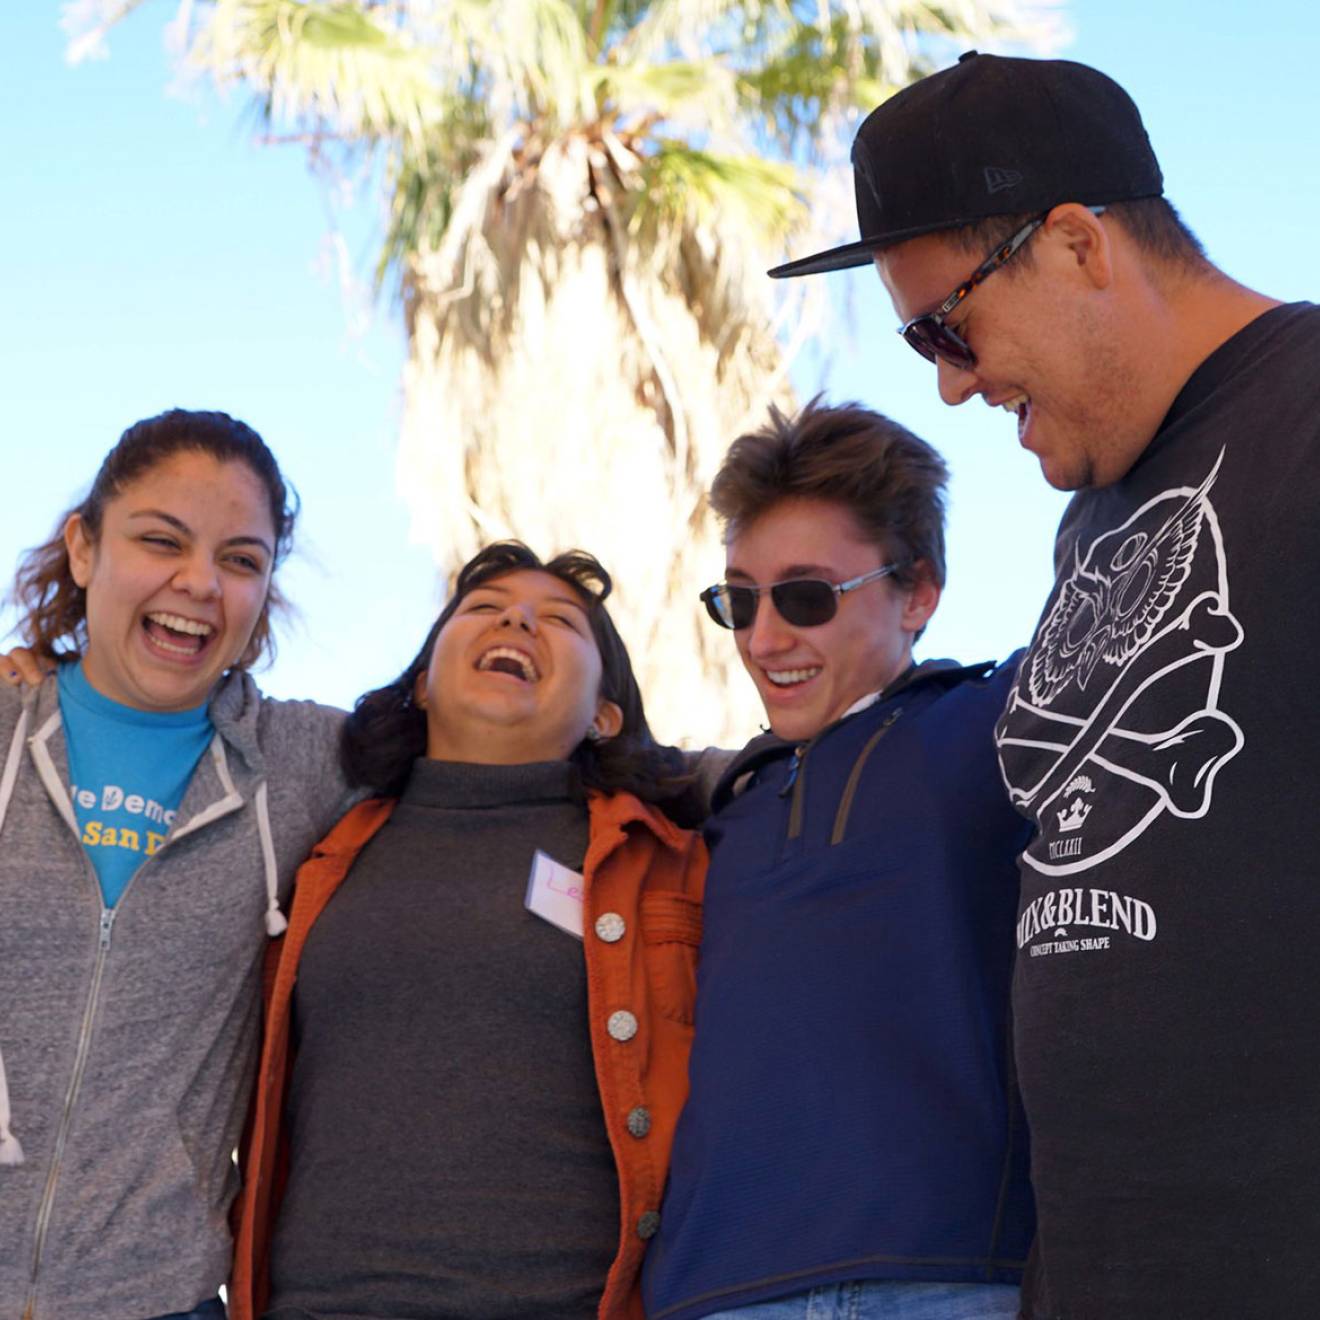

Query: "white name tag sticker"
<box><xmin>525</xmin><ymin>849</ymin><xmax>586</xmax><ymax>939</ymax></box>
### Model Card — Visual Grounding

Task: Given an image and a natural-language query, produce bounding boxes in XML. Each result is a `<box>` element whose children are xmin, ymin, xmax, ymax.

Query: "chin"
<box><xmin>763</xmin><ymin>710</ymin><xmax>814</xmax><ymax>743</ymax></box>
<box><xmin>1037</xmin><ymin>448</ymin><xmax>1093</xmax><ymax>493</ymax></box>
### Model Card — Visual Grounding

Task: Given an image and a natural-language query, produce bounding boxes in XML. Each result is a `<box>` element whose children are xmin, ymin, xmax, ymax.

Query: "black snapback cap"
<box><xmin>770</xmin><ymin>50</ymin><xmax>1164</xmax><ymax>279</ymax></box>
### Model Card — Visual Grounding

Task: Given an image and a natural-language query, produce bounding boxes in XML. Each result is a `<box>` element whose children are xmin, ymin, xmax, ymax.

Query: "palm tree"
<box><xmin>64</xmin><ymin>0</ymin><xmax>1059</xmax><ymax>744</ymax></box>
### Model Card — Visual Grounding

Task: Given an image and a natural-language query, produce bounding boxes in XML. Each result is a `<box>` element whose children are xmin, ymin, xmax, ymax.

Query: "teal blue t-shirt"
<box><xmin>56</xmin><ymin>661</ymin><xmax>214</xmax><ymax>907</ymax></box>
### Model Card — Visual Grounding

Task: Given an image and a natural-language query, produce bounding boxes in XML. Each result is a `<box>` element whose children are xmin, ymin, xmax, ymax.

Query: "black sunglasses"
<box><xmin>700</xmin><ymin>562</ymin><xmax>907</xmax><ymax>631</ymax></box>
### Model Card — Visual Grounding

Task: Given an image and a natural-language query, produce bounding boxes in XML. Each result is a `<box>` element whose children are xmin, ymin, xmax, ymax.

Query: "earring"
<box><xmin>585</xmin><ymin>726</ymin><xmax>603</xmax><ymax>743</ymax></box>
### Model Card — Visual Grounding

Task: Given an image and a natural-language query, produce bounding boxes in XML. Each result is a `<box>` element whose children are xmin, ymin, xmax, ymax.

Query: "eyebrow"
<box><xmin>469</xmin><ymin>583</ymin><xmax>589</xmax><ymax>614</ymax></box>
<box><xmin>726</xmin><ymin>562</ymin><xmax>836</xmax><ymax>583</ymax></box>
<box><xmin>128</xmin><ymin>509</ymin><xmax>274</xmax><ymax>557</ymax></box>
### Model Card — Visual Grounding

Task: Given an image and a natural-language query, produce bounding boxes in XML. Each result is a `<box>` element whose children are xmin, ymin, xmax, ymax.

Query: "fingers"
<box><xmin>1</xmin><ymin>648</ymin><xmax>51</xmax><ymax>688</ymax></box>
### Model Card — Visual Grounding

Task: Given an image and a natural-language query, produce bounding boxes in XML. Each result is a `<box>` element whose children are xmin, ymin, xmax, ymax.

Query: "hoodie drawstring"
<box><xmin>170</xmin><ymin>739</ymin><xmax>285</xmax><ymax>936</ymax></box>
<box><xmin>254</xmin><ymin>781</ymin><xmax>286</xmax><ymax>937</ymax></box>
<box><xmin>0</xmin><ymin>709</ymin><xmax>29</xmax><ymax>1163</ymax></box>
<box><xmin>0</xmin><ymin>707</ymin><xmax>29</xmax><ymax>836</ymax></box>
<box><xmin>0</xmin><ymin>1042</ymin><xmax>24</xmax><ymax>1165</ymax></box>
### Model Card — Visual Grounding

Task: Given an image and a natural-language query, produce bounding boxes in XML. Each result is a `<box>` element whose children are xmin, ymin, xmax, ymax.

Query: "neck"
<box><xmin>1105</xmin><ymin>262</ymin><xmax>1281</xmax><ymax>483</ymax></box>
<box><xmin>1163</xmin><ymin>266</ymin><xmax>1281</xmax><ymax>384</ymax></box>
<box><xmin>425</xmin><ymin>728</ymin><xmax>570</xmax><ymax>766</ymax></box>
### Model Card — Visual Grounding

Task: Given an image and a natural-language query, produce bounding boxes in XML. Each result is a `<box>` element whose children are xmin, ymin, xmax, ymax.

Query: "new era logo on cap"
<box><xmin>984</xmin><ymin>166</ymin><xmax>1023</xmax><ymax>195</ymax></box>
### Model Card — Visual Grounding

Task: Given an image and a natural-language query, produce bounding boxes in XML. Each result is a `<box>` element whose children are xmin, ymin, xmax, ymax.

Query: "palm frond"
<box><xmin>417</xmin><ymin>0</ymin><xmax>593</xmax><ymax>126</ymax></box>
<box><xmin>633</xmin><ymin>142</ymin><xmax>806</xmax><ymax>240</ymax></box>
<box><xmin>377</xmin><ymin>91</ymin><xmax>494</xmax><ymax>289</ymax></box>
<box><xmin>589</xmin><ymin>57</ymin><xmax>739</xmax><ymax>136</ymax></box>
<box><xmin>188</xmin><ymin>1</ymin><xmax>440</xmax><ymax>144</ymax></box>
<box><xmin>616</xmin><ymin>0</ymin><xmax>771</xmax><ymax>65</ymax></box>
<box><xmin>624</xmin><ymin>0</ymin><xmax>1063</xmax><ymax>152</ymax></box>
<box><xmin>733</xmin><ymin>19</ymin><xmax>906</xmax><ymax>153</ymax></box>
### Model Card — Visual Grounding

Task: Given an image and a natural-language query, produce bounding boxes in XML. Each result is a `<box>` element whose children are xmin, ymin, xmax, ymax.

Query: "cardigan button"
<box><xmin>607</xmin><ymin>1010</ymin><xmax>638</xmax><ymax>1042</ymax></box>
<box><xmin>594</xmin><ymin>912</ymin><xmax>626</xmax><ymax>943</ymax></box>
<box><xmin>637</xmin><ymin>1210</ymin><xmax>661</xmax><ymax>1240</ymax></box>
<box><xmin>626</xmin><ymin>1106</ymin><xmax>651</xmax><ymax>1138</ymax></box>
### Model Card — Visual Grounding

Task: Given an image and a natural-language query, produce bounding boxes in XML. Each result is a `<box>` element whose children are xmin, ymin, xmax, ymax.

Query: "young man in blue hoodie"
<box><xmin>643</xmin><ymin>399</ymin><xmax>1033</xmax><ymax>1320</ymax></box>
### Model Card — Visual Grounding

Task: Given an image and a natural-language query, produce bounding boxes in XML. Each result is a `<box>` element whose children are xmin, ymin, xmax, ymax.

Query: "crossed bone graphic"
<box><xmin>1000</xmin><ymin>592</ymin><xmax>1243</xmax><ymax>826</ymax></box>
<box><xmin>998</xmin><ymin>452</ymin><xmax>1244</xmax><ymax>861</ymax></box>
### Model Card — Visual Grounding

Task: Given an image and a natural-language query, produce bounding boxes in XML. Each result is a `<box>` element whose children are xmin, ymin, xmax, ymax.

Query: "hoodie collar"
<box><xmin>204</xmin><ymin>668</ymin><xmax>267</xmax><ymax>776</ymax></box>
<box><xmin>17</xmin><ymin>665</ymin><xmax>264</xmax><ymax>777</ymax></box>
<box><xmin>713</xmin><ymin>658</ymin><xmax>995</xmax><ymax>808</ymax></box>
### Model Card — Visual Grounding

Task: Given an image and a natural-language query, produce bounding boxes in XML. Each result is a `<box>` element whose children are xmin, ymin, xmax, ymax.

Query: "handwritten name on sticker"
<box><xmin>525</xmin><ymin>849</ymin><xmax>586</xmax><ymax>939</ymax></box>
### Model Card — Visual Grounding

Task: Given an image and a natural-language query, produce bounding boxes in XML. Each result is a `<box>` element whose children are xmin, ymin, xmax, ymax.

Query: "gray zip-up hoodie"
<box><xmin>0</xmin><ymin>669</ymin><xmax>351</xmax><ymax>1320</ymax></box>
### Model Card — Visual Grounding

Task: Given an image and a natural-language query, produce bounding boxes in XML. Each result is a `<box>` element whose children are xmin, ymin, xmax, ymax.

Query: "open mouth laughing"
<box><xmin>475</xmin><ymin>644</ymin><xmax>540</xmax><ymax>683</ymax></box>
<box><xmin>990</xmin><ymin>392</ymin><xmax>1032</xmax><ymax>443</ymax></box>
<box><xmin>142</xmin><ymin>611</ymin><xmax>215</xmax><ymax>659</ymax></box>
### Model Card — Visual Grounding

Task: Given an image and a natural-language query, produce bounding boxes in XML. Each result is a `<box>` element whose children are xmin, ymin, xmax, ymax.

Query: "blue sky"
<box><xmin>2</xmin><ymin>2</ymin><xmax>1316</xmax><ymax>743</ymax></box>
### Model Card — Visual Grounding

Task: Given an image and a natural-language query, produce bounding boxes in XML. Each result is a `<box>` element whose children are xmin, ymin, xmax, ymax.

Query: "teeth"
<box><xmin>152</xmin><ymin>635</ymin><xmax>201</xmax><ymax>657</ymax></box>
<box><xmin>995</xmin><ymin>394</ymin><xmax>1029</xmax><ymax>413</ymax></box>
<box><xmin>477</xmin><ymin>646</ymin><xmax>539</xmax><ymax>682</ymax></box>
<box><xmin>767</xmin><ymin>667</ymin><xmax>821</xmax><ymax>686</ymax></box>
<box><xmin>146</xmin><ymin>612</ymin><xmax>213</xmax><ymax>637</ymax></box>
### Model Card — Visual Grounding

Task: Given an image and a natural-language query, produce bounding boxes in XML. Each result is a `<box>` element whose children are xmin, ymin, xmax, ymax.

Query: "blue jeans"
<box><xmin>702</xmin><ymin>1280</ymin><xmax>1021</xmax><ymax>1320</ymax></box>
<box><xmin>149</xmin><ymin>1299</ymin><xmax>226</xmax><ymax>1320</ymax></box>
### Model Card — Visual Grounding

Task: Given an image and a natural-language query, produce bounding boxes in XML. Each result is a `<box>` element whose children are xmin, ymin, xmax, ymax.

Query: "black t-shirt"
<box><xmin>997</xmin><ymin>302</ymin><xmax>1320</xmax><ymax>1319</ymax></box>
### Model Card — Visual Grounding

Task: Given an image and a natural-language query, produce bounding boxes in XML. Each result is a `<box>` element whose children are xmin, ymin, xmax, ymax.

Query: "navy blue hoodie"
<box><xmin>643</xmin><ymin>659</ymin><xmax>1034</xmax><ymax>1320</ymax></box>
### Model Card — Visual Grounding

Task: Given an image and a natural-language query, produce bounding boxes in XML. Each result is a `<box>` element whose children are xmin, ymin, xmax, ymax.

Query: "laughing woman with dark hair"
<box><xmin>230</xmin><ymin>542</ymin><xmax>708</xmax><ymax>1320</ymax></box>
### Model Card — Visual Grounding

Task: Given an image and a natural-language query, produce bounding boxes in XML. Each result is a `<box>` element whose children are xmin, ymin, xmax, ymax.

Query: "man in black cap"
<box><xmin>773</xmin><ymin>50</ymin><xmax>1320</xmax><ymax>1319</ymax></box>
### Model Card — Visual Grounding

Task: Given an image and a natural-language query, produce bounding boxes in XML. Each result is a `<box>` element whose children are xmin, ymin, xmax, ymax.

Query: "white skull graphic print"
<box><xmin>997</xmin><ymin>450</ymin><xmax>1244</xmax><ymax>875</ymax></box>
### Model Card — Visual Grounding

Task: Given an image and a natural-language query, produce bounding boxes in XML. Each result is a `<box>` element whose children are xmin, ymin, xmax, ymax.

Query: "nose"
<box><xmin>498</xmin><ymin>603</ymin><xmax>538</xmax><ymax>634</ymax></box>
<box><xmin>745</xmin><ymin>593</ymin><xmax>792</xmax><ymax>660</ymax></box>
<box><xmin>936</xmin><ymin>355</ymin><xmax>980</xmax><ymax>406</ymax></box>
<box><xmin>172</xmin><ymin>552</ymin><xmax>221</xmax><ymax>599</ymax></box>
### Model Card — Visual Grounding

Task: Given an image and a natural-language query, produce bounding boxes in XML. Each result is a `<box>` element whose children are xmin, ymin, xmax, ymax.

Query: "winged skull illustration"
<box><xmin>1027</xmin><ymin>453</ymin><xmax>1223</xmax><ymax>707</ymax></box>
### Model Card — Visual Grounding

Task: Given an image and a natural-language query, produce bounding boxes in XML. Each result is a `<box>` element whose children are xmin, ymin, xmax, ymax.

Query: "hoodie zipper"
<box><xmin>19</xmin><ymin>801</ymin><xmax>230</xmax><ymax>1320</ymax></box>
<box><xmin>22</xmin><ymin>906</ymin><xmax>117</xmax><ymax>1320</ymax></box>
<box><xmin>15</xmin><ymin>711</ymin><xmax>247</xmax><ymax>1318</ymax></box>
<box><xmin>777</xmin><ymin>743</ymin><xmax>810</xmax><ymax>843</ymax></box>
<box><xmin>19</xmin><ymin>814</ymin><xmax>222</xmax><ymax>1320</ymax></box>
<box><xmin>775</xmin><ymin>690</ymin><xmax>909</xmax><ymax>848</ymax></box>
<box><xmin>18</xmin><ymin>714</ymin><xmax>232</xmax><ymax>1320</ymax></box>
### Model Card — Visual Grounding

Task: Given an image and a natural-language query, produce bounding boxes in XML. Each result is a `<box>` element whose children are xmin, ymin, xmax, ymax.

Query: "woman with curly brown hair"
<box><xmin>0</xmin><ymin>409</ymin><xmax>354</xmax><ymax>1320</ymax></box>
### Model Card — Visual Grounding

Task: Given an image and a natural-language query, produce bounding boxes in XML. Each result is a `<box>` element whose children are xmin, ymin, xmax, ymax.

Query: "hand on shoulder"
<box><xmin>0</xmin><ymin>647</ymin><xmax>54</xmax><ymax>688</ymax></box>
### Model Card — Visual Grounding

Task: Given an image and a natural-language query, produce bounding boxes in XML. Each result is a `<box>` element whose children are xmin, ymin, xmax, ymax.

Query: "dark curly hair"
<box><xmin>9</xmin><ymin>408</ymin><xmax>297</xmax><ymax>668</ymax></box>
<box><xmin>341</xmin><ymin>541</ymin><xmax>701</xmax><ymax>825</ymax></box>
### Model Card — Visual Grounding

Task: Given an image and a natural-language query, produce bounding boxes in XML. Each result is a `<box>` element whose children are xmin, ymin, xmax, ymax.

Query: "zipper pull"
<box><xmin>99</xmin><ymin>908</ymin><xmax>116</xmax><ymax>952</ymax></box>
<box><xmin>779</xmin><ymin>745</ymin><xmax>807</xmax><ymax>797</ymax></box>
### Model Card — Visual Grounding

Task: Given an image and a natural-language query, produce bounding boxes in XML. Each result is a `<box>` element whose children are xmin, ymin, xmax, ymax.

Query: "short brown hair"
<box><xmin>943</xmin><ymin>197</ymin><xmax>1207</xmax><ymax>273</ymax></box>
<box><xmin>710</xmin><ymin>397</ymin><xmax>949</xmax><ymax>588</ymax></box>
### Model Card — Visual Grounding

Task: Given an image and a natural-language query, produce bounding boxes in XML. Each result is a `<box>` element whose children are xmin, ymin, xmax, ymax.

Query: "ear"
<box><xmin>64</xmin><ymin>514</ymin><xmax>95</xmax><ymax>589</ymax></box>
<box><xmin>1042</xmin><ymin>203</ymin><xmax>1114</xmax><ymax>291</ymax></box>
<box><xmin>901</xmin><ymin>567</ymin><xmax>941</xmax><ymax>637</ymax></box>
<box><xmin>591</xmin><ymin>698</ymin><xmax>624</xmax><ymax>741</ymax></box>
<box><xmin>413</xmin><ymin>669</ymin><xmax>429</xmax><ymax>709</ymax></box>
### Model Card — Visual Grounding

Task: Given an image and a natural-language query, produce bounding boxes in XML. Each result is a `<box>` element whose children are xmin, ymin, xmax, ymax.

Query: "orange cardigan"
<box><xmin>229</xmin><ymin>790</ymin><xmax>706</xmax><ymax>1320</ymax></box>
